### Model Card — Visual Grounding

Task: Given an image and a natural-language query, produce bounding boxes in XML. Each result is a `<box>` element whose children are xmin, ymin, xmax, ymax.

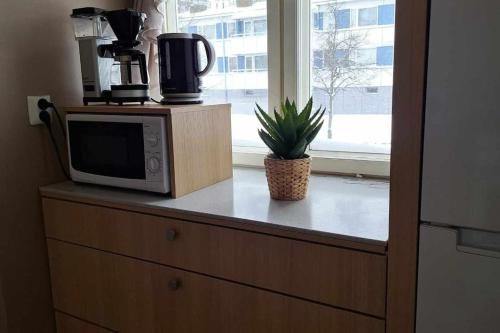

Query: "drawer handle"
<box><xmin>166</xmin><ymin>229</ymin><xmax>177</xmax><ymax>241</ymax></box>
<box><xmin>168</xmin><ymin>278</ymin><xmax>181</xmax><ymax>291</ymax></box>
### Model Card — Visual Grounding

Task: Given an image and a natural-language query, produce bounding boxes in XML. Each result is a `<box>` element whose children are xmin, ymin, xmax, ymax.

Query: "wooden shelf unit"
<box><xmin>63</xmin><ymin>104</ymin><xmax>233</xmax><ymax>198</ymax></box>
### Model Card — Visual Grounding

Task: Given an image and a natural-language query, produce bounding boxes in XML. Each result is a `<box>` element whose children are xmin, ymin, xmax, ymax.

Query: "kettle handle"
<box><xmin>193</xmin><ymin>33</ymin><xmax>215</xmax><ymax>77</ymax></box>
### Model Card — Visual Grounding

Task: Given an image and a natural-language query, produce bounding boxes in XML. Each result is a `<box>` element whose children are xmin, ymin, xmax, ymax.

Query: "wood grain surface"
<box><xmin>55</xmin><ymin>312</ymin><xmax>115</xmax><ymax>333</ymax></box>
<box><xmin>43</xmin><ymin>198</ymin><xmax>387</xmax><ymax>317</ymax></box>
<box><xmin>386</xmin><ymin>0</ymin><xmax>429</xmax><ymax>332</ymax></box>
<box><xmin>48</xmin><ymin>240</ymin><xmax>385</xmax><ymax>333</ymax></box>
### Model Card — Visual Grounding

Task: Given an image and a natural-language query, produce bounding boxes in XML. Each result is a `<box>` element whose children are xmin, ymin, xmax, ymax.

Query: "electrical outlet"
<box><xmin>27</xmin><ymin>95</ymin><xmax>51</xmax><ymax>126</ymax></box>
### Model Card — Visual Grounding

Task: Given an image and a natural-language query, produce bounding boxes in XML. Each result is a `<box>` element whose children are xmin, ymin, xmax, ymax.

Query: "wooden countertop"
<box><xmin>63</xmin><ymin>103</ymin><xmax>230</xmax><ymax>115</ymax></box>
<box><xmin>40</xmin><ymin>167</ymin><xmax>389</xmax><ymax>254</ymax></box>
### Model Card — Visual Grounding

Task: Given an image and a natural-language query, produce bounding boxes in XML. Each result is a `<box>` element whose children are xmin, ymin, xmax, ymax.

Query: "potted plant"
<box><xmin>255</xmin><ymin>97</ymin><xmax>325</xmax><ymax>200</ymax></box>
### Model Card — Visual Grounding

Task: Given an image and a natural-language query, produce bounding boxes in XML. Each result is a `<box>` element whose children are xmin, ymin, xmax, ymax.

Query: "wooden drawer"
<box><xmin>48</xmin><ymin>240</ymin><xmax>384</xmax><ymax>333</ymax></box>
<box><xmin>43</xmin><ymin>198</ymin><xmax>387</xmax><ymax>317</ymax></box>
<box><xmin>55</xmin><ymin>312</ymin><xmax>113</xmax><ymax>333</ymax></box>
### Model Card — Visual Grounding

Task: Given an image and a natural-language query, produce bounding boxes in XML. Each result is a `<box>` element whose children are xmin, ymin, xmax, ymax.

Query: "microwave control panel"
<box><xmin>142</xmin><ymin>117</ymin><xmax>168</xmax><ymax>183</ymax></box>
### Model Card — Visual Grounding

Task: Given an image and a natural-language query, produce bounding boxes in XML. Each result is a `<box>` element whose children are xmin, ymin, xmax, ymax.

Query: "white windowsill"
<box><xmin>233</xmin><ymin>147</ymin><xmax>390</xmax><ymax>178</ymax></box>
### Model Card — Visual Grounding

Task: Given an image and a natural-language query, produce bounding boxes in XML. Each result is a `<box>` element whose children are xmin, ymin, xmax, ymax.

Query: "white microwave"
<box><xmin>66</xmin><ymin>113</ymin><xmax>170</xmax><ymax>193</ymax></box>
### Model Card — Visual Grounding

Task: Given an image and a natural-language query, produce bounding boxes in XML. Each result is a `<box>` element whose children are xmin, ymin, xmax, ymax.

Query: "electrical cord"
<box><xmin>150</xmin><ymin>97</ymin><xmax>162</xmax><ymax>104</ymax></box>
<box><xmin>38</xmin><ymin>99</ymin><xmax>66</xmax><ymax>138</ymax></box>
<box><xmin>38</xmin><ymin>104</ymin><xmax>70</xmax><ymax>180</ymax></box>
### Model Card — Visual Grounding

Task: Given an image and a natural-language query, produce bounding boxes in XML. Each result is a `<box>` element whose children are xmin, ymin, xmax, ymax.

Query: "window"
<box><xmin>215</xmin><ymin>23</ymin><xmax>225</xmax><ymax>39</ymax></box>
<box><xmin>254</xmin><ymin>55</ymin><xmax>267</xmax><ymax>70</ymax></box>
<box><xmin>356</xmin><ymin>48</ymin><xmax>377</xmax><ymax>66</ymax></box>
<box><xmin>237</xmin><ymin>55</ymin><xmax>245</xmax><ymax>71</ymax></box>
<box><xmin>227</xmin><ymin>22</ymin><xmax>236</xmax><ymax>37</ymax></box>
<box><xmin>378</xmin><ymin>5</ymin><xmax>395</xmax><ymax>25</ymax></box>
<box><xmin>244</xmin><ymin>21</ymin><xmax>252</xmax><ymax>34</ymax></box>
<box><xmin>203</xmin><ymin>24</ymin><xmax>216</xmax><ymax>39</ymax></box>
<box><xmin>236</xmin><ymin>20</ymin><xmax>244</xmax><ymax>35</ymax></box>
<box><xmin>217</xmin><ymin>56</ymin><xmax>229</xmax><ymax>73</ymax></box>
<box><xmin>217</xmin><ymin>57</ymin><xmax>225</xmax><ymax>72</ymax></box>
<box><xmin>254</xmin><ymin>19</ymin><xmax>267</xmax><ymax>34</ymax></box>
<box><xmin>245</xmin><ymin>56</ymin><xmax>253</xmax><ymax>71</ymax></box>
<box><xmin>313</xmin><ymin>12</ymin><xmax>324</xmax><ymax>30</ymax></box>
<box><xmin>229</xmin><ymin>57</ymin><xmax>238</xmax><ymax>72</ymax></box>
<box><xmin>169</xmin><ymin>0</ymin><xmax>395</xmax><ymax>175</ymax></box>
<box><xmin>313</xmin><ymin>50</ymin><xmax>323</xmax><ymax>68</ymax></box>
<box><xmin>376</xmin><ymin>46</ymin><xmax>394</xmax><ymax>66</ymax></box>
<box><xmin>358</xmin><ymin>7</ymin><xmax>378</xmax><ymax>26</ymax></box>
<box><xmin>335</xmin><ymin>9</ymin><xmax>350</xmax><ymax>29</ymax></box>
<box><xmin>175</xmin><ymin>1</ymin><xmax>268</xmax><ymax>148</ymax></box>
<box><xmin>334</xmin><ymin>49</ymin><xmax>349</xmax><ymax>67</ymax></box>
<box><xmin>310</xmin><ymin>0</ymin><xmax>395</xmax><ymax>156</ymax></box>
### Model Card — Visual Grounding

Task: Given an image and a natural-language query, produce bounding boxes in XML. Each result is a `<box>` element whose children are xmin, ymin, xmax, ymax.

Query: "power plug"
<box><xmin>27</xmin><ymin>95</ymin><xmax>51</xmax><ymax>125</ymax></box>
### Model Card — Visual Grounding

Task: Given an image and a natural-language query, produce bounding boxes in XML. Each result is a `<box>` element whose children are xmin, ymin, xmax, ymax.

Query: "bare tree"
<box><xmin>312</xmin><ymin>1</ymin><xmax>372</xmax><ymax>138</ymax></box>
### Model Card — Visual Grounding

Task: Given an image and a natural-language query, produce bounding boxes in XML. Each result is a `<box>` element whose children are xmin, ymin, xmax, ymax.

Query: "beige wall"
<box><xmin>0</xmin><ymin>1</ymin><xmax>129</xmax><ymax>332</ymax></box>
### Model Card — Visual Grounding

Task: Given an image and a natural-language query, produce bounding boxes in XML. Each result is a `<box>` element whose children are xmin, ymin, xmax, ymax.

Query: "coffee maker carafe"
<box><xmin>157</xmin><ymin>33</ymin><xmax>215</xmax><ymax>104</ymax></box>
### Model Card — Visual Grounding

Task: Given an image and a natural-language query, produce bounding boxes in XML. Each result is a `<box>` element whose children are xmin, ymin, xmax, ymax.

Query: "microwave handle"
<box><xmin>193</xmin><ymin>33</ymin><xmax>215</xmax><ymax>77</ymax></box>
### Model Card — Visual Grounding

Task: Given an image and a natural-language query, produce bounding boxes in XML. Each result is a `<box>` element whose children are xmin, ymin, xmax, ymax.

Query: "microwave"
<box><xmin>66</xmin><ymin>113</ymin><xmax>170</xmax><ymax>193</ymax></box>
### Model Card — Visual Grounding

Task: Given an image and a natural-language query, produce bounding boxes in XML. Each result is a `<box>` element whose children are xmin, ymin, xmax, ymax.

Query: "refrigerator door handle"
<box><xmin>457</xmin><ymin>227</ymin><xmax>500</xmax><ymax>259</ymax></box>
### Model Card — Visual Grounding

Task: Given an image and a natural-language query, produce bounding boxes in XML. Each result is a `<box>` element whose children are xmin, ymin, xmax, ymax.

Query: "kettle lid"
<box><xmin>157</xmin><ymin>32</ymin><xmax>195</xmax><ymax>40</ymax></box>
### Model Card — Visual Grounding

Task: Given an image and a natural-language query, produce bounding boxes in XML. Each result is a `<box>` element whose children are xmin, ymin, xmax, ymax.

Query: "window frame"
<box><xmin>165</xmin><ymin>0</ymin><xmax>391</xmax><ymax>178</ymax></box>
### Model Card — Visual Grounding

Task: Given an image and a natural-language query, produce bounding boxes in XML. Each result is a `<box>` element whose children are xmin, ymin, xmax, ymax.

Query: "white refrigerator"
<box><xmin>417</xmin><ymin>0</ymin><xmax>500</xmax><ymax>332</ymax></box>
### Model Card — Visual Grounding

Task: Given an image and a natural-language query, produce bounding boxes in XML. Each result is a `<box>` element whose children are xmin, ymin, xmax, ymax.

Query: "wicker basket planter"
<box><xmin>264</xmin><ymin>154</ymin><xmax>312</xmax><ymax>201</ymax></box>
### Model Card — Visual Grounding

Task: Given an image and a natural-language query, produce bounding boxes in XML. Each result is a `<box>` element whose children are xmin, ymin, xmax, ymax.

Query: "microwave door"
<box><xmin>68</xmin><ymin>120</ymin><xmax>146</xmax><ymax>179</ymax></box>
<box><xmin>66</xmin><ymin>114</ymin><xmax>169</xmax><ymax>194</ymax></box>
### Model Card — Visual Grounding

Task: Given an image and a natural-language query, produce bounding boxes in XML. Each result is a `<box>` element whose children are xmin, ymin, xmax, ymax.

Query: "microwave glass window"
<box><xmin>81</xmin><ymin>135</ymin><xmax>129</xmax><ymax>168</ymax></box>
<box><xmin>68</xmin><ymin>121</ymin><xmax>146</xmax><ymax>179</ymax></box>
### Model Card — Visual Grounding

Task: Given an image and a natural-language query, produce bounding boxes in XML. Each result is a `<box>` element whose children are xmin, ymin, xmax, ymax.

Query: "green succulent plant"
<box><xmin>255</xmin><ymin>97</ymin><xmax>325</xmax><ymax>160</ymax></box>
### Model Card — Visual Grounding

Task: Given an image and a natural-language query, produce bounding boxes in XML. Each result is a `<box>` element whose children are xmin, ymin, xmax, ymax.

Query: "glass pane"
<box><xmin>335</xmin><ymin>9</ymin><xmax>351</xmax><ymax>29</ymax></box>
<box><xmin>177</xmin><ymin>0</ymin><xmax>268</xmax><ymax>148</ymax></box>
<box><xmin>310</xmin><ymin>0</ymin><xmax>395</xmax><ymax>154</ymax></box>
<box><xmin>203</xmin><ymin>24</ymin><xmax>216</xmax><ymax>39</ymax></box>
<box><xmin>378</xmin><ymin>4</ymin><xmax>395</xmax><ymax>25</ymax></box>
<box><xmin>254</xmin><ymin>19</ymin><xmax>267</xmax><ymax>34</ymax></box>
<box><xmin>376</xmin><ymin>46</ymin><xmax>394</xmax><ymax>65</ymax></box>
<box><xmin>313</xmin><ymin>12</ymin><xmax>324</xmax><ymax>30</ymax></box>
<box><xmin>254</xmin><ymin>55</ymin><xmax>267</xmax><ymax>70</ymax></box>
<box><xmin>245</xmin><ymin>56</ymin><xmax>253</xmax><ymax>71</ymax></box>
<box><xmin>244</xmin><ymin>21</ymin><xmax>252</xmax><ymax>35</ymax></box>
<box><xmin>356</xmin><ymin>48</ymin><xmax>377</xmax><ymax>66</ymax></box>
<box><xmin>358</xmin><ymin>7</ymin><xmax>378</xmax><ymax>26</ymax></box>
<box><xmin>229</xmin><ymin>57</ymin><xmax>237</xmax><ymax>72</ymax></box>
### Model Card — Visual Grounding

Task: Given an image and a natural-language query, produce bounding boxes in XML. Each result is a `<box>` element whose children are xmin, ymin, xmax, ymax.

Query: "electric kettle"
<box><xmin>157</xmin><ymin>33</ymin><xmax>215</xmax><ymax>104</ymax></box>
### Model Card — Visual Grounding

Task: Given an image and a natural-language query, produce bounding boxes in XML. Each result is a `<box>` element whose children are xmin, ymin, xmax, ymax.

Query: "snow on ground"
<box><xmin>231</xmin><ymin>113</ymin><xmax>391</xmax><ymax>154</ymax></box>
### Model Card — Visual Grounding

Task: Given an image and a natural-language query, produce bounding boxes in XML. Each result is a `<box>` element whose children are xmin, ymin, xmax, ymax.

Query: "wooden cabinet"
<box><xmin>43</xmin><ymin>198</ymin><xmax>387</xmax><ymax>317</ymax></box>
<box><xmin>42</xmin><ymin>197</ymin><xmax>387</xmax><ymax>332</ymax></box>
<box><xmin>55</xmin><ymin>312</ymin><xmax>113</xmax><ymax>333</ymax></box>
<box><xmin>49</xmin><ymin>240</ymin><xmax>384</xmax><ymax>333</ymax></box>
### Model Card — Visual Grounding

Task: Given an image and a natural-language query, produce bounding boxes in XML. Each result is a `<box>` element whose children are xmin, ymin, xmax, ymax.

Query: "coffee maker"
<box><xmin>157</xmin><ymin>33</ymin><xmax>215</xmax><ymax>104</ymax></box>
<box><xmin>72</xmin><ymin>8</ymin><xmax>149</xmax><ymax>105</ymax></box>
<box><xmin>71</xmin><ymin>7</ymin><xmax>115</xmax><ymax>105</ymax></box>
<box><xmin>100</xmin><ymin>9</ymin><xmax>150</xmax><ymax>105</ymax></box>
